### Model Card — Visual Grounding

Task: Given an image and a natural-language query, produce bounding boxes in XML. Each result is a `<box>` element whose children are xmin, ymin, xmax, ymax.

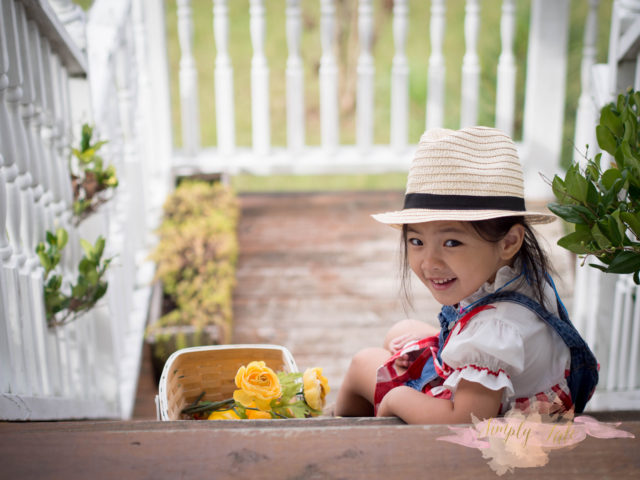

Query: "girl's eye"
<box><xmin>444</xmin><ymin>239</ymin><xmax>462</xmax><ymax>247</ymax></box>
<box><xmin>408</xmin><ymin>237</ymin><xmax>423</xmax><ymax>246</ymax></box>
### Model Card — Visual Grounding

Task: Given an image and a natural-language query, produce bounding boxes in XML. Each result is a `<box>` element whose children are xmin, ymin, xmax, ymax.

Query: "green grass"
<box><xmin>230</xmin><ymin>172</ymin><xmax>408</xmax><ymax>193</ymax></box>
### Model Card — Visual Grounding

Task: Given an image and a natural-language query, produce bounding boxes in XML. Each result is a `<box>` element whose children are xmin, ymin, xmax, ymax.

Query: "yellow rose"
<box><xmin>245</xmin><ymin>405</ymin><xmax>273</xmax><ymax>420</ymax></box>
<box><xmin>303</xmin><ymin>367</ymin><xmax>330</xmax><ymax>412</ymax></box>
<box><xmin>208</xmin><ymin>408</ymin><xmax>241</xmax><ymax>420</ymax></box>
<box><xmin>233</xmin><ymin>361</ymin><xmax>282</xmax><ymax>411</ymax></box>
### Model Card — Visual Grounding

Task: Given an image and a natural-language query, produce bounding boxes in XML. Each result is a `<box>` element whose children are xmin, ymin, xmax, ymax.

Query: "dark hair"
<box><xmin>399</xmin><ymin>216</ymin><xmax>554</xmax><ymax>310</ymax></box>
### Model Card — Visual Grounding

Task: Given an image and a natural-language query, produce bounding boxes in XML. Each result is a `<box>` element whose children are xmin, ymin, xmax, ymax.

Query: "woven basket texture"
<box><xmin>159</xmin><ymin>345</ymin><xmax>297</xmax><ymax>420</ymax></box>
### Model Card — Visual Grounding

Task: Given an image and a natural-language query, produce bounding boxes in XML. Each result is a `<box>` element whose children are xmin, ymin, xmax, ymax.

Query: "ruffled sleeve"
<box><xmin>441</xmin><ymin>311</ymin><xmax>525</xmax><ymax>399</ymax></box>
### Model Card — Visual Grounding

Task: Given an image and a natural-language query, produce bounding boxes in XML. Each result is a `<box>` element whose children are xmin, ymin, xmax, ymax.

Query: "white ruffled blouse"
<box><xmin>439</xmin><ymin>263</ymin><xmax>571</xmax><ymax>412</ymax></box>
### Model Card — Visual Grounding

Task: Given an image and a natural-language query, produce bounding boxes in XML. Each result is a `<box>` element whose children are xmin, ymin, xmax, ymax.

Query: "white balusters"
<box><xmin>41</xmin><ymin>37</ymin><xmax>65</xmax><ymax>224</ymax></box>
<box><xmin>250</xmin><ymin>0</ymin><xmax>270</xmax><ymax>155</ymax></box>
<box><xmin>286</xmin><ymin>0</ymin><xmax>305</xmax><ymax>152</ymax></box>
<box><xmin>460</xmin><ymin>0</ymin><xmax>480</xmax><ymax>128</ymax></box>
<box><xmin>16</xmin><ymin>2</ymin><xmax>51</xmax><ymax>397</ymax></box>
<box><xmin>2</xmin><ymin>0</ymin><xmax>31</xmax><ymax>396</ymax></box>
<box><xmin>320</xmin><ymin>0</ymin><xmax>339</xmax><ymax>153</ymax></box>
<box><xmin>213</xmin><ymin>0</ymin><xmax>235</xmax><ymax>155</ymax></box>
<box><xmin>391</xmin><ymin>0</ymin><xmax>409</xmax><ymax>152</ymax></box>
<box><xmin>574</xmin><ymin>0</ymin><xmax>600</xmax><ymax>166</ymax></box>
<box><xmin>0</xmin><ymin>1</ymin><xmax>13</xmax><ymax>394</ymax></box>
<box><xmin>0</xmin><ymin>169</ymin><xmax>10</xmax><ymax>393</ymax></box>
<box><xmin>426</xmin><ymin>0</ymin><xmax>446</xmax><ymax>130</ymax></box>
<box><xmin>356</xmin><ymin>0</ymin><xmax>374</xmax><ymax>153</ymax></box>
<box><xmin>495</xmin><ymin>0</ymin><xmax>516</xmax><ymax>137</ymax></box>
<box><xmin>177</xmin><ymin>0</ymin><xmax>201</xmax><ymax>156</ymax></box>
<box><xmin>521</xmin><ymin>0</ymin><xmax>570</xmax><ymax>198</ymax></box>
<box><xmin>31</xmin><ymin>27</ymin><xmax>56</xmax><ymax>232</ymax></box>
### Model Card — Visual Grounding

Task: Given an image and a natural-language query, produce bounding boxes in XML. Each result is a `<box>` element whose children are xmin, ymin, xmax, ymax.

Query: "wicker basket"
<box><xmin>156</xmin><ymin>344</ymin><xmax>298</xmax><ymax>420</ymax></box>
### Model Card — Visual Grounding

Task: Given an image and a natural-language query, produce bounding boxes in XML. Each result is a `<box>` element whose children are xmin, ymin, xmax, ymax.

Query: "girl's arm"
<box><xmin>376</xmin><ymin>379</ymin><xmax>503</xmax><ymax>424</ymax></box>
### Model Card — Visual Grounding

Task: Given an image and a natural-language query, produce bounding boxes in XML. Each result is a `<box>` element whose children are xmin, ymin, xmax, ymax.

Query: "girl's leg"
<box><xmin>335</xmin><ymin>347</ymin><xmax>390</xmax><ymax>417</ymax></box>
<box><xmin>383</xmin><ymin>319</ymin><xmax>439</xmax><ymax>350</ymax></box>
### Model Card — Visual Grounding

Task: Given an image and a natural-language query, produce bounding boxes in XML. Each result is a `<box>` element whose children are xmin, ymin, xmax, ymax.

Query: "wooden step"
<box><xmin>1</xmin><ymin>413</ymin><xmax>638</xmax><ymax>479</ymax></box>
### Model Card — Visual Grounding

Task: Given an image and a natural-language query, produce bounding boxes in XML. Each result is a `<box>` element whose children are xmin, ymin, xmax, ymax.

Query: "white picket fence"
<box><xmin>0</xmin><ymin>0</ymin><xmax>639</xmax><ymax>420</ymax></box>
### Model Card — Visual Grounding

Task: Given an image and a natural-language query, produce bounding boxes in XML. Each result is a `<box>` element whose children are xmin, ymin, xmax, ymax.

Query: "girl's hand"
<box><xmin>388</xmin><ymin>333</ymin><xmax>419</xmax><ymax>370</ymax></box>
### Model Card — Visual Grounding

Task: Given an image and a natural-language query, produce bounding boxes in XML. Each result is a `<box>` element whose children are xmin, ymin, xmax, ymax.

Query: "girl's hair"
<box><xmin>399</xmin><ymin>216</ymin><xmax>554</xmax><ymax>310</ymax></box>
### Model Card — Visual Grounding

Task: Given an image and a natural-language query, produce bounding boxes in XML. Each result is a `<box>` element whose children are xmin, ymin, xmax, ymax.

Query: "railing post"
<box><xmin>213</xmin><ymin>0</ymin><xmax>235</xmax><ymax>156</ymax></box>
<box><xmin>521</xmin><ymin>0</ymin><xmax>570</xmax><ymax>198</ymax></box>
<box><xmin>320</xmin><ymin>0</ymin><xmax>339</xmax><ymax>154</ymax></box>
<box><xmin>356</xmin><ymin>0</ymin><xmax>374</xmax><ymax>153</ymax></box>
<box><xmin>426</xmin><ymin>0</ymin><xmax>445</xmax><ymax>130</ymax></box>
<box><xmin>460</xmin><ymin>0</ymin><xmax>480</xmax><ymax>128</ymax></box>
<box><xmin>250</xmin><ymin>0</ymin><xmax>270</xmax><ymax>155</ymax></box>
<box><xmin>177</xmin><ymin>0</ymin><xmax>201</xmax><ymax>156</ymax></box>
<box><xmin>17</xmin><ymin>2</ymin><xmax>52</xmax><ymax>397</ymax></box>
<box><xmin>0</xmin><ymin>6</ymin><xmax>12</xmax><ymax>389</ymax></box>
<box><xmin>495</xmin><ymin>0</ymin><xmax>516</xmax><ymax>137</ymax></box>
<box><xmin>573</xmin><ymin>0</ymin><xmax>600</xmax><ymax>166</ymax></box>
<box><xmin>286</xmin><ymin>0</ymin><xmax>305</xmax><ymax>153</ymax></box>
<box><xmin>0</xmin><ymin>168</ymin><xmax>10</xmax><ymax>393</ymax></box>
<box><xmin>391</xmin><ymin>0</ymin><xmax>409</xmax><ymax>153</ymax></box>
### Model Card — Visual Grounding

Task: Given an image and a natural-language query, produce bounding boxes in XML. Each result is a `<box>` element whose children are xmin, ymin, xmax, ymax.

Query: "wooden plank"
<box><xmin>1</xmin><ymin>419</ymin><xmax>638</xmax><ymax>479</ymax></box>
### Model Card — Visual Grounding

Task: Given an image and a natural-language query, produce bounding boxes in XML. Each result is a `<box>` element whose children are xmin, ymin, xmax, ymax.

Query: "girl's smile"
<box><xmin>406</xmin><ymin>221</ymin><xmax>520</xmax><ymax>306</ymax></box>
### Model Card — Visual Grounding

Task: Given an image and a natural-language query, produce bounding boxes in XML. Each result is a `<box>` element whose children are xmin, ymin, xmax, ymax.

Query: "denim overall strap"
<box><xmin>405</xmin><ymin>305</ymin><xmax>458</xmax><ymax>391</ymax></box>
<box><xmin>469</xmin><ymin>290</ymin><xmax>599</xmax><ymax>413</ymax></box>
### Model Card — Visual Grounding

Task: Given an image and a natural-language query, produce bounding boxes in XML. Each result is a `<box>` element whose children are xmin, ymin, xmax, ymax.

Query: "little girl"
<box><xmin>335</xmin><ymin>126</ymin><xmax>598</xmax><ymax>424</ymax></box>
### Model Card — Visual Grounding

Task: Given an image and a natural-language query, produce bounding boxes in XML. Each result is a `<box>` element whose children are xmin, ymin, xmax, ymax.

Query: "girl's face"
<box><xmin>406</xmin><ymin>220</ymin><xmax>519</xmax><ymax>306</ymax></box>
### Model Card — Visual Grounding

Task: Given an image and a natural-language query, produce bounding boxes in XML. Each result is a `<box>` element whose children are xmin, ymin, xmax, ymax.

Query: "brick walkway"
<box><xmin>229</xmin><ymin>191</ymin><xmax>575</xmax><ymax>406</ymax></box>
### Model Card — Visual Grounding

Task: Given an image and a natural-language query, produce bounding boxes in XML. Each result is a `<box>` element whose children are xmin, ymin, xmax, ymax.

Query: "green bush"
<box><xmin>146</xmin><ymin>180</ymin><xmax>240</xmax><ymax>366</ymax></box>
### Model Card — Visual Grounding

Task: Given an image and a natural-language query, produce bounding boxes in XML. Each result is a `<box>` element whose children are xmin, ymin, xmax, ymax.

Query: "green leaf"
<box><xmin>586</xmin><ymin>180</ymin><xmax>600</xmax><ymax>206</ymax></box>
<box><xmin>80</xmin><ymin>238</ymin><xmax>94</xmax><ymax>258</ymax></box>
<box><xmin>601</xmin><ymin>168</ymin><xmax>623</xmax><ymax>190</ymax></box>
<box><xmin>591</xmin><ymin>223</ymin><xmax>612</xmax><ymax>250</ymax></box>
<box><xmin>72</xmin><ymin>283</ymin><xmax>87</xmax><ymax>298</ymax></box>
<box><xmin>605</xmin><ymin>215</ymin><xmax>624</xmax><ymax>246</ymax></box>
<box><xmin>621</xmin><ymin>211</ymin><xmax>640</xmax><ymax>238</ymax></box>
<box><xmin>551</xmin><ymin>175</ymin><xmax>568</xmax><ymax>201</ymax></box>
<box><xmin>78</xmin><ymin>258</ymin><xmax>92</xmax><ymax>275</ymax></box>
<box><xmin>94</xmin><ymin>236</ymin><xmax>106</xmax><ymax>259</ymax></box>
<box><xmin>600</xmin><ymin>104</ymin><xmax>624</xmax><ymax>137</ymax></box>
<box><xmin>596</xmin><ymin>124</ymin><xmax>618</xmax><ymax>155</ymax></box>
<box><xmin>547</xmin><ymin>203</ymin><xmax>593</xmax><ymax>224</ymax></box>
<box><xmin>56</xmin><ymin>228</ymin><xmax>68</xmax><ymax>249</ymax></box>
<box><xmin>557</xmin><ymin>230</ymin><xmax>593</xmax><ymax>254</ymax></box>
<box><xmin>46</xmin><ymin>231</ymin><xmax>57</xmax><ymax>245</ymax></box>
<box><xmin>565</xmin><ymin>165</ymin><xmax>589</xmax><ymax>203</ymax></box>
<box><xmin>605</xmin><ymin>251</ymin><xmax>640</xmax><ymax>274</ymax></box>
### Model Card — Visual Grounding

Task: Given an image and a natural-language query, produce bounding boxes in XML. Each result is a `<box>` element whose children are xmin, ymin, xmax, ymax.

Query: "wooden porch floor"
<box><xmin>134</xmin><ymin>189</ymin><xmax>578</xmax><ymax>418</ymax></box>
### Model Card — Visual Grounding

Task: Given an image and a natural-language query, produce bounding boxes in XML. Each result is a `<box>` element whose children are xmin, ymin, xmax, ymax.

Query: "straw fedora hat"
<box><xmin>372</xmin><ymin>126</ymin><xmax>556</xmax><ymax>227</ymax></box>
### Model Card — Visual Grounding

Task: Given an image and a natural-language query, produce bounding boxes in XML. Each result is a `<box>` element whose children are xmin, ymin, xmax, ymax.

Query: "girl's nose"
<box><xmin>421</xmin><ymin>247</ymin><xmax>443</xmax><ymax>272</ymax></box>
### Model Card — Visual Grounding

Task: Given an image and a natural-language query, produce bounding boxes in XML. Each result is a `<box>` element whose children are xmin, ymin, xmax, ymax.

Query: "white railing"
<box><xmin>572</xmin><ymin>0</ymin><xmax>640</xmax><ymax>411</ymax></box>
<box><xmin>0</xmin><ymin>0</ymin><xmax>171</xmax><ymax>420</ymax></box>
<box><xmin>173</xmin><ymin>0</ymin><xmax>571</xmax><ymax>198</ymax></box>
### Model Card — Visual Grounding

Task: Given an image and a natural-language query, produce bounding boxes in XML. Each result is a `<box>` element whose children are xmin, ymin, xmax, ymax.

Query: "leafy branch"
<box><xmin>548</xmin><ymin>89</ymin><xmax>640</xmax><ymax>284</ymax></box>
<box><xmin>70</xmin><ymin>124</ymin><xmax>118</xmax><ymax>226</ymax></box>
<box><xmin>36</xmin><ymin>228</ymin><xmax>113</xmax><ymax>328</ymax></box>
